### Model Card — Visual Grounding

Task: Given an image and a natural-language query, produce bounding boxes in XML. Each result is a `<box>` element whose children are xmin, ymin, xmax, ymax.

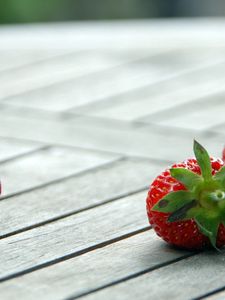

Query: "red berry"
<box><xmin>146</xmin><ymin>141</ymin><xmax>225</xmax><ymax>250</ymax></box>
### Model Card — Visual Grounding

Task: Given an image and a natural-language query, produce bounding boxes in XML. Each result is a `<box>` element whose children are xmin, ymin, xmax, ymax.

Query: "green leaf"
<box><xmin>194</xmin><ymin>212</ymin><xmax>220</xmax><ymax>249</ymax></box>
<box><xmin>193</xmin><ymin>140</ymin><xmax>212</xmax><ymax>181</ymax></box>
<box><xmin>170</xmin><ymin>168</ymin><xmax>202</xmax><ymax>191</ymax></box>
<box><xmin>168</xmin><ymin>200</ymin><xmax>197</xmax><ymax>222</ymax></box>
<box><xmin>152</xmin><ymin>190</ymin><xmax>194</xmax><ymax>213</ymax></box>
<box><xmin>214</xmin><ymin>166</ymin><xmax>225</xmax><ymax>185</ymax></box>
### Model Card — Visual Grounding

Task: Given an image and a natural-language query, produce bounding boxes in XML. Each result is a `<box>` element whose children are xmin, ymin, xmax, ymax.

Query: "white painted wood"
<box><xmin>1</xmin><ymin>20</ymin><xmax>225</xmax><ymax>51</ymax></box>
<box><xmin>0</xmin><ymin>146</ymin><xmax>118</xmax><ymax>196</ymax></box>
<box><xmin>0</xmin><ymin>230</ymin><xmax>190</xmax><ymax>300</ymax></box>
<box><xmin>0</xmin><ymin>49</ymin><xmax>71</xmax><ymax>72</ymax></box>
<box><xmin>205</xmin><ymin>290</ymin><xmax>225</xmax><ymax>300</ymax></box>
<box><xmin>83</xmin><ymin>250</ymin><xmax>225</xmax><ymax>300</ymax></box>
<box><xmin>3</xmin><ymin>50</ymin><xmax>225</xmax><ymax>112</ymax></box>
<box><xmin>152</xmin><ymin>94</ymin><xmax>225</xmax><ymax>131</ymax></box>
<box><xmin>209</xmin><ymin>122</ymin><xmax>225</xmax><ymax>134</ymax></box>
<box><xmin>77</xmin><ymin>61</ymin><xmax>225</xmax><ymax>121</ymax></box>
<box><xmin>0</xmin><ymin>158</ymin><xmax>164</xmax><ymax>237</ymax></box>
<box><xmin>0</xmin><ymin>114</ymin><xmax>223</xmax><ymax>161</ymax></box>
<box><xmin>0</xmin><ymin>51</ymin><xmax>138</xmax><ymax>100</ymax></box>
<box><xmin>0</xmin><ymin>190</ymin><xmax>147</xmax><ymax>279</ymax></box>
<box><xmin>0</xmin><ymin>137</ymin><xmax>42</xmax><ymax>162</ymax></box>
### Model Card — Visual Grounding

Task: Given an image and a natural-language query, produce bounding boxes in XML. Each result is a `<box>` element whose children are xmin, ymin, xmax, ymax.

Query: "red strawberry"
<box><xmin>146</xmin><ymin>140</ymin><xmax>225</xmax><ymax>250</ymax></box>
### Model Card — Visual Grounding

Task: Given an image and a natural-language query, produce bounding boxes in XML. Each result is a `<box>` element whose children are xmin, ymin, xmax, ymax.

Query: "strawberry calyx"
<box><xmin>152</xmin><ymin>140</ymin><xmax>225</xmax><ymax>249</ymax></box>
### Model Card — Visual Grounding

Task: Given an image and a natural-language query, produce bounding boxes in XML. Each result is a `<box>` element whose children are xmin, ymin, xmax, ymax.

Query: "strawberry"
<box><xmin>146</xmin><ymin>140</ymin><xmax>225</xmax><ymax>250</ymax></box>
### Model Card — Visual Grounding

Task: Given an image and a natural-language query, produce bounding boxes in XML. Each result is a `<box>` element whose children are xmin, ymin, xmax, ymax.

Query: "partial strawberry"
<box><xmin>146</xmin><ymin>140</ymin><xmax>225</xmax><ymax>250</ymax></box>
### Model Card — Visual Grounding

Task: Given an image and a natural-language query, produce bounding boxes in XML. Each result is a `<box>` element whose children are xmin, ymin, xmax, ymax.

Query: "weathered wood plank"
<box><xmin>1</xmin><ymin>20</ymin><xmax>225</xmax><ymax>51</ymax></box>
<box><xmin>0</xmin><ymin>50</ymin><xmax>138</xmax><ymax>100</ymax></box>
<box><xmin>205</xmin><ymin>290</ymin><xmax>225</xmax><ymax>300</ymax></box>
<box><xmin>76</xmin><ymin>61</ymin><xmax>225</xmax><ymax>121</ymax></box>
<box><xmin>0</xmin><ymin>230</ymin><xmax>191</xmax><ymax>300</ymax></box>
<box><xmin>0</xmin><ymin>49</ymin><xmax>71</xmax><ymax>72</ymax></box>
<box><xmin>0</xmin><ymin>146</ymin><xmax>119</xmax><ymax>196</ymax></box>
<box><xmin>0</xmin><ymin>158</ymin><xmax>164</xmax><ymax>237</ymax></box>
<box><xmin>209</xmin><ymin>123</ymin><xmax>225</xmax><ymax>134</ymax></box>
<box><xmin>151</xmin><ymin>93</ymin><xmax>225</xmax><ymax>131</ymax></box>
<box><xmin>82</xmin><ymin>250</ymin><xmax>225</xmax><ymax>300</ymax></box>
<box><xmin>0</xmin><ymin>114</ymin><xmax>223</xmax><ymax>161</ymax></box>
<box><xmin>0</xmin><ymin>137</ymin><xmax>42</xmax><ymax>162</ymax></box>
<box><xmin>2</xmin><ymin>50</ymin><xmax>221</xmax><ymax>112</ymax></box>
<box><xmin>0</xmin><ymin>190</ymin><xmax>147</xmax><ymax>280</ymax></box>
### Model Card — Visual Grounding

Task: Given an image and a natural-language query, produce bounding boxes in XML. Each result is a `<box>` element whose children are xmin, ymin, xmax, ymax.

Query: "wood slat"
<box><xmin>0</xmin><ymin>137</ymin><xmax>42</xmax><ymax>162</ymax></box>
<box><xmin>0</xmin><ymin>146</ymin><xmax>119</xmax><ymax>196</ymax></box>
<box><xmin>1</xmin><ymin>20</ymin><xmax>225</xmax><ymax>51</ymax></box>
<box><xmin>209</xmin><ymin>123</ymin><xmax>225</xmax><ymax>135</ymax></box>
<box><xmin>0</xmin><ymin>158</ymin><xmax>164</xmax><ymax>237</ymax></box>
<box><xmin>0</xmin><ymin>114</ymin><xmax>223</xmax><ymax>161</ymax></box>
<box><xmin>82</xmin><ymin>250</ymin><xmax>225</xmax><ymax>300</ymax></box>
<box><xmin>2</xmin><ymin>49</ymin><xmax>219</xmax><ymax>112</ymax></box>
<box><xmin>75</xmin><ymin>60</ymin><xmax>225</xmax><ymax>121</ymax></box>
<box><xmin>205</xmin><ymin>290</ymin><xmax>225</xmax><ymax>300</ymax></box>
<box><xmin>0</xmin><ymin>190</ymin><xmax>147</xmax><ymax>280</ymax></box>
<box><xmin>0</xmin><ymin>49</ymin><xmax>71</xmax><ymax>73</ymax></box>
<box><xmin>151</xmin><ymin>93</ymin><xmax>225</xmax><ymax>131</ymax></box>
<box><xmin>0</xmin><ymin>230</ymin><xmax>191</xmax><ymax>300</ymax></box>
<box><xmin>0</xmin><ymin>50</ymin><xmax>137</xmax><ymax>100</ymax></box>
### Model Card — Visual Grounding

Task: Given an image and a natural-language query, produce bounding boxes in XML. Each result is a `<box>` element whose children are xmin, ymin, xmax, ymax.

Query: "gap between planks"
<box><xmin>192</xmin><ymin>286</ymin><xmax>225</xmax><ymax>300</ymax></box>
<box><xmin>0</xmin><ymin>50</ymin><xmax>84</xmax><ymax>75</ymax></box>
<box><xmin>0</xmin><ymin>156</ymin><xmax>167</xmax><ymax>239</ymax></box>
<box><xmin>0</xmin><ymin>49</ymin><xmax>175</xmax><ymax>102</ymax></box>
<box><xmin>0</xmin><ymin>146</ymin><xmax>121</xmax><ymax>201</ymax></box>
<box><xmin>0</xmin><ymin>155</ymin><xmax>124</xmax><ymax>201</ymax></box>
<box><xmin>0</xmin><ymin>228</ymin><xmax>197</xmax><ymax>300</ymax></box>
<box><xmin>0</xmin><ymin>227</ymin><xmax>151</xmax><ymax>283</ymax></box>
<box><xmin>0</xmin><ymin>145</ymin><xmax>50</xmax><ymax>166</ymax></box>
<box><xmin>0</xmin><ymin>186</ymin><xmax>148</xmax><ymax>239</ymax></box>
<box><xmin>65</xmin><ymin>253</ymin><xmax>196</xmax><ymax>300</ymax></box>
<box><xmin>0</xmin><ymin>190</ymin><xmax>151</xmax><ymax>281</ymax></box>
<box><xmin>63</xmin><ymin>58</ymin><xmax>225</xmax><ymax>114</ymax></box>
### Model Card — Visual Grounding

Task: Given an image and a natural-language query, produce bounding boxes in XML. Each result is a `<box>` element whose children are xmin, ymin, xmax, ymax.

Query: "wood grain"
<box><xmin>0</xmin><ymin>114</ymin><xmax>223</xmax><ymax>161</ymax></box>
<box><xmin>148</xmin><ymin>92</ymin><xmax>225</xmax><ymax>131</ymax></box>
<box><xmin>205</xmin><ymin>290</ymin><xmax>225</xmax><ymax>300</ymax></box>
<box><xmin>0</xmin><ymin>158</ymin><xmax>163</xmax><ymax>237</ymax></box>
<box><xmin>0</xmin><ymin>137</ymin><xmax>42</xmax><ymax>163</ymax></box>
<box><xmin>0</xmin><ymin>51</ymin><xmax>136</xmax><ymax>100</ymax></box>
<box><xmin>76</xmin><ymin>61</ymin><xmax>225</xmax><ymax>122</ymax></box>
<box><xmin>2</xmin><ymin>49</ymin><xmax>219</xmax><ymax>112</ymax></box>
<box><xmin>82</xmin><ymin>250</ymin><xmax>225</xmax><ymax>300</ymax></box>
<box><xmin>209</xmin><ymin>122</ymin><xmax>225</xmax><ymax>134</ymax></box>
<box><xmin>0</xmin><ymin>230</ymin><xmax>191</xmax><ymax>300</ymax></box>
<box><xmin>0</xmin><ymin>49</ymin><xmax>71</xmax><ymax>73</ymax></box>
<box><xmin>0</xmin><ymin>146</ymin><xmax>118</xmax><ymax>196</ymax></box>
<box><xmin>0</xmin><ymin>190</ymin><xmax>147</xmax><ymax>280</ymax></box>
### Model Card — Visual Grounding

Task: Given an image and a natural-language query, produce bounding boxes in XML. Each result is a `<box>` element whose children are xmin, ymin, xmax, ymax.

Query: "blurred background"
<box><xmin>1</xmin><ymin>0</ymin><xmax>225</xmax><ymax>24</ymax></box>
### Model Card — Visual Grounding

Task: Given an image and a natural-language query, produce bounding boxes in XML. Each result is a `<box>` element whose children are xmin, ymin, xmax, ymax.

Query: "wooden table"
<box><xmin>0</xmin><ymin>19</ymin><xmax>225</xmax><ymax>300</ymax></box>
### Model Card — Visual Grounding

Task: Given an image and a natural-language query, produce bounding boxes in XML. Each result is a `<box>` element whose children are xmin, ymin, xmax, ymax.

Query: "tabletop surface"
<box><xmin>0</xmin><ymin>19</ymin><xmax>225</xmax><ymax>300</ymax></box>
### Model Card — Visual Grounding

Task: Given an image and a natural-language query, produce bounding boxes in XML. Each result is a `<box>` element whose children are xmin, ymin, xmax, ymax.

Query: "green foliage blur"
<box><xmin>0</xmin><ymin>0</ymin><xmax>225</xmax><ymax>24</ymax></box>
<box><xmin>0</xmin><ymin>0</ymin><xmax>173</xmax><ymax>24</ymax></box>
